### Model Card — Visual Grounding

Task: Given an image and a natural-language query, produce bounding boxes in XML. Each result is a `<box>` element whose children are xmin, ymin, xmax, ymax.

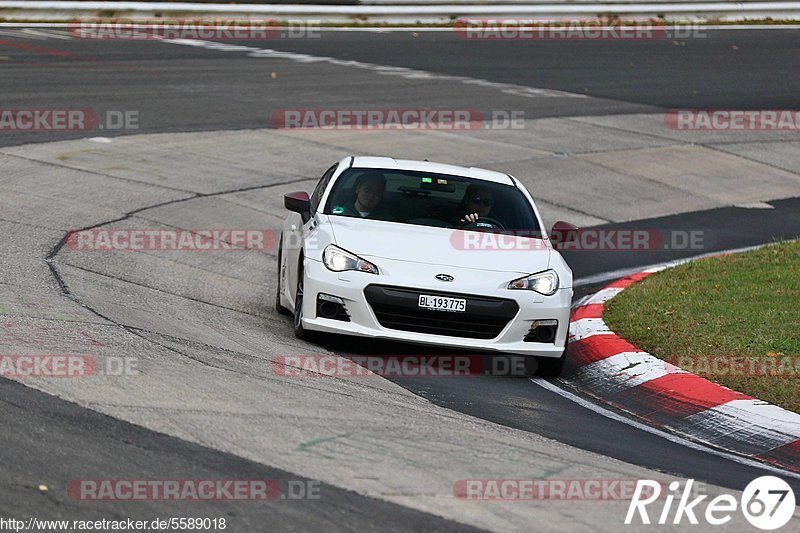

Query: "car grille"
<box><xmin>364</xmin><ymin>285</ymin><xmax>518</xmax><ymax>340</ymax></box>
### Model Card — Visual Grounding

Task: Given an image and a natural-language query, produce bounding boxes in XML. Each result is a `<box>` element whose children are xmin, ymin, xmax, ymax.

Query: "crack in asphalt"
<box><xmin>61</xmin><ymin>263</ymin><xmax>268</xmax><ymax>319</ymax></box>
<box><xmin>704</xmin><ymin>144</ymin><xmax>800</xmax><ymax>178</ymax></box>
<box><xmin>41</xmin><ymin>176</ymin><xmax>313</xmax><ymax>375</ymax></box>
<box><xmin>0</xmin><ymin>150</ymin><xmax>199</xmax><ymax>194</ymax></box>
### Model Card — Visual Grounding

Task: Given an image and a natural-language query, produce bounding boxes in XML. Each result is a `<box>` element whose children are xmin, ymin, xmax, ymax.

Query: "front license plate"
<box><xmin>418</xmin><ymin>294</ymin><xmax>466</xmax><ymax>312</ymax></box>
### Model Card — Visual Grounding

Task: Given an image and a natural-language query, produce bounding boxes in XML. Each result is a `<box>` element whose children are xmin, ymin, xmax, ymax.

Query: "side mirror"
<box><xmin>550</xmin><ymin>221</ymin><xmax>579</xmax><ymax>250</ymax></box>
<box><xmin>284</xmin><ymin>192</ymin><xmax>311</xmax><ymax>223</ymax></box>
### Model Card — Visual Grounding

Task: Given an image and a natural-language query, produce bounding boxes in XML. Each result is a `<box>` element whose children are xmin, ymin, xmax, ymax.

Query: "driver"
<box><xmin>455</xmin><ymin>184</ymin><xmax>494</xmax><ymax>224</ymax></box>
<box><xmin>340</xmin><ymin>172</ymin><xmax>392</xmax><ymax>219</ymax></box>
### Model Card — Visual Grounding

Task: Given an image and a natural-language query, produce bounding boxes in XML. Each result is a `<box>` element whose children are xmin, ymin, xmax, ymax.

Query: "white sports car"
<box><xmin>276</xmin><ymin>157</ymin><xmax>576</xmax><ymax>376</ymax></box>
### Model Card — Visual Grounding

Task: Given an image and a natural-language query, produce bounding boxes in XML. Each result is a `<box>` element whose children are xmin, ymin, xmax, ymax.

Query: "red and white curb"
<box><xmin>565</xmin><ymin>264</ymin><xmax>800</xmax><ymax>474</ymax></box>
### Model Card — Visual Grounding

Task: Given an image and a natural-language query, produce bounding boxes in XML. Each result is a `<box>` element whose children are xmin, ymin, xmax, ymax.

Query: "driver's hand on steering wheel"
<box><xmin>460</xmin><ymin>212</ymin><xmax>480</xmax><ymax>223</ymax></box>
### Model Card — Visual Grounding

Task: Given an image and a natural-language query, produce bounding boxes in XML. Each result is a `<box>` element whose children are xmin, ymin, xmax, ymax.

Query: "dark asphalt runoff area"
<box><xmin>0</xmin><ymin>378</ymin><xmax>484</xmax><ymax>532</ymax></box>
<box><xmin>1</xmin><ymin>27</ymin><xmax>799</xmax><ymax>528</ymax></box>
<box><xmin>1</xmin><ymin>28</ymin><xmax>799</xmax><ymax>147</ymax></box>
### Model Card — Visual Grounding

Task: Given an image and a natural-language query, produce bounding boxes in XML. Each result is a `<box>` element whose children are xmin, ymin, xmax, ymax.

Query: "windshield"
<box><xmin>323</xmin><ymin>168</ymin><xmax>542</xmax><ymax>235</ymax></box>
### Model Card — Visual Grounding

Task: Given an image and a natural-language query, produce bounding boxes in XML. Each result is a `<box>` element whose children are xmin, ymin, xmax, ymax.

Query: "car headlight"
<box><xmin>508</xmin><ymin>269</ymin><xmax>559</xmax><ymax>295</ymax></box>
<box><xmin>323</xmin><ymin>245</ymin><xmax>379</xmax><ymax>274</ymax></box>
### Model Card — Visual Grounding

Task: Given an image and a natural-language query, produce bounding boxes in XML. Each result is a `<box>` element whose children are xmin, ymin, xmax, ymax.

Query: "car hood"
<box><xmin>324</xmin><ymin>216</ymin><xmax>550</xmax><ymax>275</ymax></box>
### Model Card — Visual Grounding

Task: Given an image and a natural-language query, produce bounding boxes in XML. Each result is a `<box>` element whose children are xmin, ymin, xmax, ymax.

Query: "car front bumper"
<box><xmin>300</xmin><ymin>258</ymin><xmax>572</xmax><ymax>358</ymax></box>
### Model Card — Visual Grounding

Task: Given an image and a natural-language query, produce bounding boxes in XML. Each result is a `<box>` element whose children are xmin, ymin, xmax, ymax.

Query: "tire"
<box><xmin>536</xmin><ymin>335</ymin><xmax>569</xmax><ymax>378</ymax></box>
<box><xmin>293</xmin><ymin>259</ymin><xmax>311</xmax><ymax>340</ymax></box>
<box><xmin>522</xmin><ymin>356</ymin><xmax>539</xmax><ymax>377</ymax></box>
<box><xmin>275</xmin><ymin>237</ymin><xmax>291</xmax><ymax>316</ymax></box>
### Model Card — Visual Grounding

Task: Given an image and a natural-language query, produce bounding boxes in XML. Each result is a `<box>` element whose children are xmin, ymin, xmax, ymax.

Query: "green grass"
<box><xmin>604</xmin><ymin>241</ymin><xmax>800</xmax><ymax>413</ymax></box>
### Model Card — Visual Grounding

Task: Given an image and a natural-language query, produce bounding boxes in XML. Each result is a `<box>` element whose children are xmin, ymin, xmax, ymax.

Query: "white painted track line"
<box><xmin>531</xmin><ymin>377</ymin><xmax>800</xmax><ymax>480</ymax></box>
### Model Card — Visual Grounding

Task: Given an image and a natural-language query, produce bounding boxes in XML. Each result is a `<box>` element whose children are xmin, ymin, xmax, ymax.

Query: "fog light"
<box><xmin>524</xmin><ymin>320</ymin><xmax>558</xmax><ymax>343</ymax></box>
<box><xmin>318</xmin><ymin>293</ymin><xmax>344</xmax><ymax>305</ymax></box>
<box><xmin>316</xmin><ymin>294</ymin><xmax>350</xmax><ymax>322</ymax></box>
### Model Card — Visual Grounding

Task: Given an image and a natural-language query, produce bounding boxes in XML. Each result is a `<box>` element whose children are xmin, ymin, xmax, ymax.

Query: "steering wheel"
<box><xmin>458</xmin><ymin>217</ymin><xmax>506</xmax><ymax>231</ymax></box>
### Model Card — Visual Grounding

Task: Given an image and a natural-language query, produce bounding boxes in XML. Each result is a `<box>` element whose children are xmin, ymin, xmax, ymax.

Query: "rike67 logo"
<box><xmin>626</xmin><ymin>477</ymin><xmax>796</xmax><ymax>530</ymax></box>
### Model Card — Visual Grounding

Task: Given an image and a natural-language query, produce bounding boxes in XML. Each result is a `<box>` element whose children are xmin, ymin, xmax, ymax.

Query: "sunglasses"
<box><xmin>469</xmin><ymin>195</ymin><xmax>494</xmax><ymax>207</ymax></box>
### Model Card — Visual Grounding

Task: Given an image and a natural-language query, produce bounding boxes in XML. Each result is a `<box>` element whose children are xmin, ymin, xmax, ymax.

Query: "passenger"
<box><xmin>454</xmin><ymin>184</ymin><xmax>494</xmax><ymax>224</ymax></box>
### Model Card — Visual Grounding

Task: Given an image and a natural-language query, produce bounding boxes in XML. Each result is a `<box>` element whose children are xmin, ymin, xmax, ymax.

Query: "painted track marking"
<box><xmin>531</xmin><ymin>377</ymin><xmax>800</xmax><ymax>480</ymax></box>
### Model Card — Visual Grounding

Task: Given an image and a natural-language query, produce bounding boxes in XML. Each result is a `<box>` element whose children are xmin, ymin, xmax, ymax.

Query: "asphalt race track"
<box><xmin>2</xmin><ymin>28</ymin><xmax>800</xmax><ymax>147</ymax></box>
<box><xmin>1</xmin><ymin>26</ymin><xmax>799</xmax><ymax>531</ymax></box>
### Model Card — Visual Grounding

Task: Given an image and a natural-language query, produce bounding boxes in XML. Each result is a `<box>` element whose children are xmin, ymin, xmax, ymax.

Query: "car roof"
<box><xmin>349</xmin><ymin>156</ymin><xmax>514</xmax><ymax>186</ymax></box>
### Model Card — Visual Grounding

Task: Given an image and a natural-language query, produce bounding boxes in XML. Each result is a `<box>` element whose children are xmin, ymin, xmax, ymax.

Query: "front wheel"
<box><xmin>275</xmin><ymin>237</ymin><xmax>291</xmax><ymax>316</ymax></box>
<box><xmin>293</xmin><ymin>260</ymin><xmax>310</xmax><ymax>340</ymax></box>
<box><xmin>535</xmin><ymin>335</ymin><xmax>569</xmax><ymax>378</ymax></box>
